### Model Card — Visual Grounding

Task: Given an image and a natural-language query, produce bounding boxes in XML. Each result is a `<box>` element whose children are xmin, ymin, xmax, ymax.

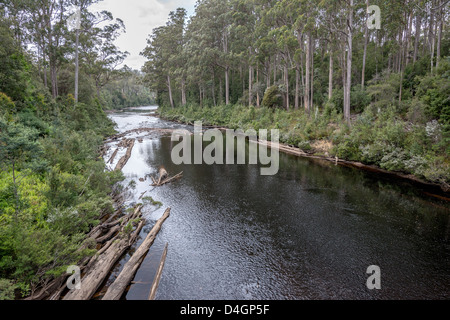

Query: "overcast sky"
<box><xmin>90</xmin><ymin>0</ymin><xmax>196</xmax><ymax>70</ymax></box>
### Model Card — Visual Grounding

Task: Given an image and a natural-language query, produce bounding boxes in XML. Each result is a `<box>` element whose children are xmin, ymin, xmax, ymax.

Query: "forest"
<box><xmin>0</xmin><ymin>0</ymin><xmax>448</xmax><ymax>301</ymax></box>
<box><xmin>143</xmin><ymin>0</ymin><xmax>449</xmax><ymax>189</ymax></box>
<box><xmin>0</xmin><ymin>0</ymin><xmax>153</xmax><ymax>299</ymax></box>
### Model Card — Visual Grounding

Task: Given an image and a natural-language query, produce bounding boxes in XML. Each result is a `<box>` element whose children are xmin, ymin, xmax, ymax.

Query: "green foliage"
<box><xmin>351</xmin><ymin>88</ymin><xmax>371</xmax><ymax>113</ymax></box>
<box><xmin>0</xmin><ymin>20</ymin><xmax>31</xmax><ymax>103</ymax></box>
<box><xmin>101</xmin><ymin>70</ymin><xmax>156</xmax><ymax>110</ymax></box>
<box><xmin>16</xmin><ymin>111</ymin><xmax>51</xmax><ymax>136</ymax></box>
<box><xmin>0</xmin><ymin>4</ymin><xmax>127</xmax><ymax>299</ymax></box>
<box><xmin>416</xmin><ymin>58</ymin><xmax>450</xmax><ymax>125</ymax></box>
<box><xmin>262</xmin><ymin>86</ymin><xmax>283</xmax><ymax>109</ymax></box>
<box><xmin>366</xmin><ymin>71</ymin><xmax>400</xmax><ymax>112</ymax></box>
<box><xmin>0</xmin><ymin>92</ymin><xmax>15</xmax><ymax>118</ymax></box>
<box><xmin>329</xmin><ymin>87</ymin><xmax>371</xmax><ymax>114</ymax></box>
<box><xmin>0</xmin><ymin>117</ymin><xmax>44</xmax><ymax>173</ymax></box>
<box><xmin>161</xmin><ymin>100</ymin><xmax>450</xmax><ymax>186</ymax></box>
<box><xmin>0</xmin><ymin>278</ymin><xmax>17</xmax><ymax>300</ymax></box>
<box><xmin>142</xmin><ymin>196</ymin><xmax>163</xmax><ymax>208</ymax></box>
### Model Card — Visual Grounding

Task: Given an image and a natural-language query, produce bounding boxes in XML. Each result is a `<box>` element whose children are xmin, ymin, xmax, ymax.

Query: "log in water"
<box><xmin>104</xmin><ymin>106</ymin><xmax>450</xmax><ymax>300</ymax></box>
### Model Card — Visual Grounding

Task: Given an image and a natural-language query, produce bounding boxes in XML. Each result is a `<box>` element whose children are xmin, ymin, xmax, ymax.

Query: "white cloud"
<box><xmin>89</xmin><ymin>0</ymin><xmax>196</xmax><ymax>70</ymax></box>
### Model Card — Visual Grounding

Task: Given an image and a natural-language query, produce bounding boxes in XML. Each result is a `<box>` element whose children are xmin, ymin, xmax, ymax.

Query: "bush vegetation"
<box><xmin>159</xmin><ymin>58</ymin><xmax>450</xmax><ymax>189</ymax></box>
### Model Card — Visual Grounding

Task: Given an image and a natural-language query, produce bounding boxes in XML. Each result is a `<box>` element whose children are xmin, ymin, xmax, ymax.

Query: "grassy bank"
<box><xmin>159</xmin><ymin>102</ymin><xmax>449</xmax><ymax>191</ymax></box>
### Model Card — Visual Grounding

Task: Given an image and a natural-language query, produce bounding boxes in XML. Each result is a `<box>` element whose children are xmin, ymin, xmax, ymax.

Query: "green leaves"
<box><xmin>0</xmin><ymin>117</ymin><xmax>43</xmax><ymax>172</ymax></box>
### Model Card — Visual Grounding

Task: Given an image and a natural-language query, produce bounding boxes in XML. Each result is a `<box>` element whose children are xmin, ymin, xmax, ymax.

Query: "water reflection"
<box><xmin>106</xmin><ymin>106</ymin><xmax>450</xmax><ymax>300</ymax></box>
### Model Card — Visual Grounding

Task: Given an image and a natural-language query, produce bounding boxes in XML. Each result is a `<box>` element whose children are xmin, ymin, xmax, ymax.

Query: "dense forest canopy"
<box><xmin>0</xmin><ymin>0</ymin><xmax>154</xmax><ymax>109</ymax></box>
<box><xmin>143</xmin><ymin>0</ymin><xmax>449</xmax><ymax>188</ymax></box>
<box><xmin>143</xmin><ymin>0</ymin><xmax>448</xmax><ymax>114</ymax></box>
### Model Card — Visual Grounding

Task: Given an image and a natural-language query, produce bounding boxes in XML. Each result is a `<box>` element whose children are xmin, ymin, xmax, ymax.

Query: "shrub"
<box><xmin>407</xmin><ymin>99</ymin><xmax>430</xmax><ymax>124</ymax></box>
<box><xmin>332</xmin><ymin>138</ymin><xmax>361</xmax><ymax>161</ymax></box>
<box><xmin>351</xmin><ymin>88</ymin><xmax>371</xmax><ymax>113</ymax></box>
<box><xmin>262</xmin><ymin>85</ymin><xmax>283</xmax><ymax>109</ymax></box>
<box><xmin>0</xmin><ymin>278</ymin><xmax>17</xmax><ymax>300</ymax></box>
<box><xmin>379</xmin><ymin>147</ymin><xmax>409</xmax><ymax>171</ymax></box>
<box><xmin>416</xmin><ymin>58</ymin><xmax>450</xmax><ymax>124</ymax></box>
<box><xmin>0</xmin><ymin>92</ymin><xmax>15</xmax><ymax>115</ymax></box>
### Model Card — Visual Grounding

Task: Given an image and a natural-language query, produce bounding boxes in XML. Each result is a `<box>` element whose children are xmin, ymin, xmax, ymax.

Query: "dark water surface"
<box><xmin>104</xmin><ymin>106</ymin><xmax>450</xmax><ymax>300</ymax></box>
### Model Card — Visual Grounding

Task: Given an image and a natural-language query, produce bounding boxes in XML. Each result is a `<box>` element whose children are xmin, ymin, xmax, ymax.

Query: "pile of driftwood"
<box><xmin>62</xmin><ymin>207</ymin><xmax>171</xmax><ymax>300</ymax></box>
<box><xmin>106</xmin><ymin>128</ymin><xmax>181</xmax><ymax>143</ymax></box>
<box><xmin>102</xmin><ymin>209</ymin><xmax>170</xmax><ymax>300</ymax></box>
<box><xmin>151</xmin><ymin>167</ymin><xmax>183</xmax><ymax>187</ymax></box>
<box><xmin>63</xmin><ymin>205</ymin><xmax>147</xmax><ymax>300</ymax></box>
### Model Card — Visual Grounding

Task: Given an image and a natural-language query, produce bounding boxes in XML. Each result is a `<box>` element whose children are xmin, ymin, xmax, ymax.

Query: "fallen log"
<box><xmin>157</xmin><ymin>167</ymin><xmax>168</xmax><ymax>185</ymax></box>
<box><xmin>108</xmin><ymin>148</ymin><xmax>119</xmax><ymax>164</ymax></box>
<box><xmin>139</xmin><ymin>191</ymin><xmax>148</xmax><ymax>200</ymax></box>
<box><xmin>63</xmin><ymin>205</ymin><xmax>144</xmax><ymax>300</ymax></box>
<box><xmin>105</xmin><ymin>128</ymin><xmax>187</xmax><ymax>143</ymax></box>
<box><xmin>114</xmin><ymin>139</ymin><xmax>135</xmax><ymax>171</ymax></box>
<box><xmin>151</xmin><ymin>171</ymin><xmax>183</xmax><ymax>187</ymax></box>
<box><xmin>96</xmin><ymin>225</ymin><xmax>120</xmax><ymax>244</ymax></box>
<box><xmin>102</xmin><ymin>208</ymin><xmax>171</xmax><ymax>300</ymax></box>
<box><xmin>148</xmin><ymin>243</ymin><xmax>169</xmax><ymax>300</ymax></box>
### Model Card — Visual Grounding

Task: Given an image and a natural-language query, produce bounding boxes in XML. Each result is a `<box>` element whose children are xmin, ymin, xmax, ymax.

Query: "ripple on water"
<box><xmin>105</xmin><ymin>107</ymin><xmax>450</xmax><ymax>300</ymax></box>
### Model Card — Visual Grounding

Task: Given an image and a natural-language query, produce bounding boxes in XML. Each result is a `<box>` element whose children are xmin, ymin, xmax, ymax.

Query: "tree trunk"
<box><xmin>50</xmin><ymin>63</ymin><xmax>58</xmax><ymax>99</ymax></box>
<box><xmin>361</xmin><ymin>0</ymin><xmax>369</xmax><ymax>90</ymax></box>
<box><xmin>423</xmin><ymin>9</ymin><xmax>428</xmax><ymax>56</ymax></box>
<box><xmin>181</xmin><ymin>77</ymin><xmax>187</xmax><ymax>106</ymax></box>
<box><xmin>305</xmin><ymin>31</ymin><xmax>311</xmax><ymax>113</ymax></box>
<box><xmin>295</xmin><ymin>66</ymin><xmax>300</xmax><ymax>110</ymax></box>
<box><xmin>273</xmin><ymin>55</ymin><xmax>277</xmax><ymax>84</ymax></box>
<box><xmin>43</xmin><ymin>58</ymin><xmax>48</xmax><ymax>89</ymax></box>
<box><xmin>167</xmin><ymin>75</ymin><xmax>174</xmax><ymax>109</ymax></box>
<box><xmin>405</xmin><ymin>12</ymin><xmax>413</xmax><ymax>66</ymax></box>
<box><xmin>344</xmin><ymin>0</ymin><xmax>353</xmax><ymax>123</ymax></box>
<box><xmin>413</xmin><ymin>14</ymin><xmax>421</xmax><ymax>63</ymax></box>
<box><xmin>436</xmin><ymin>0</ymin><xmax>443</xmax><ymax>69</ymax></box>
<box><xmin>11</xmin><ymin>161</ymin><xmax>20</xmax><ymax>215</ymax></box>
<box><xmin>223</xmin><ymin>29</ymin><xmax>230</xmax><ymax>105</ymax></box>
<box><xmin>114</xmin><ymin>139</ymin><xmax>135</xmax><ymax>171</ymax></box>
<box><xmin>225</xmin><ymin>67</ymin><xmax>230</xmax><ymax>105</ymax></box>
<box><xmin>310</xmin><ymin>36</ymin><xmax>314</xmax><ymax>110</ymax></box>
<box><xmin>75</xmin><ymin>29</ymin><xmax>79</xmax><ymax>104</ymax></box>
<box><xmin>256</xmin><ymin>66</ymin><xmax>260</xmax><ymax>108</ymax></box>
<box><xmin>284</xmin><ymin>63</ymin><xmax>289</xmax><ymax>111</ymax></box>
<box><xmin>249</xmin><ymin>65</ymin><xmax>253</xmax><ymax>107</ymax></box>
<box><xmin>46</xmin><ymin>16</ymin><xmax>58</xmax><ymax>99</ymax></box>
<box><xmin>148</xmin><ymin>243</ymin><xmax>169</xmax><ymax>300</ymax></box>
<box><xmin>430</xmin><ymin>21</ymin><xmax>436</xmax><ymax>73</ymax></box>
<box><xmin>328</xmin><ymin>51</ymin><xmax>333</xmax><ymax>100</ymax></box>
<box><xmin>429</xmin><ymin>2</ymin><xmax>435</xmax><ymax>73</ymax></box>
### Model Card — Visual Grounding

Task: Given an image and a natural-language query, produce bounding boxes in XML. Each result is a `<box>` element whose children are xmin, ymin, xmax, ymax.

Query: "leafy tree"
<box><xmin>0</xmin><ymin>118</ymin><xmax>44</xmax><ymax>214</ymax></box>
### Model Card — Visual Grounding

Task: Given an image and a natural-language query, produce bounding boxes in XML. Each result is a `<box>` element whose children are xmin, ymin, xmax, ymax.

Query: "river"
<box><xmin>101</xmin><ymin>106</ymin><xmax>450</xmax><ymax>300</ymax></box>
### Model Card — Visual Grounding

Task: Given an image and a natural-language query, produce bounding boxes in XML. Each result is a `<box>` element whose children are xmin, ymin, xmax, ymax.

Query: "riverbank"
<box><xmin>158</xmin><ymin>104</ymin><xmax>450</xmax><ymax>195</ymax></box>
<box><xmin>109</xmin><ymin>106</ymin><xmax>450</xmax><ymax>300</ymax></box>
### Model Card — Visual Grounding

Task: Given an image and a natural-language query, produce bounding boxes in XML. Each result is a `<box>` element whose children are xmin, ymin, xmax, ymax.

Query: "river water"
<box><xmin>103</xmin><ymin>106</ymin><xmax>450</xmax><ymax>300</ymax></box>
